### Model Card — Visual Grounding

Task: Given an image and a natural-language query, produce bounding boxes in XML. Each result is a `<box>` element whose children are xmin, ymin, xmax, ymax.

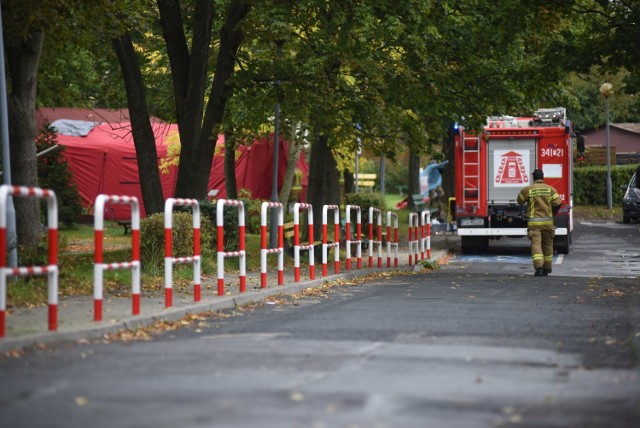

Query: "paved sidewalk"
<box><xmin>0</xmin><ymin>234</ymin><xmax>457</xmax><ymax>353</ymax></box>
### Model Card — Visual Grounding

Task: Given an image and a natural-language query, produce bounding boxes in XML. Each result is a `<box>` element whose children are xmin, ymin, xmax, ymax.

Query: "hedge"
<box><xmin>573</xmin><ymin>164</ymin><xmax>637</xmax><ymax>206</ymax></box>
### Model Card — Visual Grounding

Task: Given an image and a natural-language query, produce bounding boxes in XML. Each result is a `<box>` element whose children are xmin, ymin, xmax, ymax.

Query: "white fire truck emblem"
<box><xmin>494</xmin><ymin>150</ymin><xmax>529</xmax><ymax>187</ymax></box>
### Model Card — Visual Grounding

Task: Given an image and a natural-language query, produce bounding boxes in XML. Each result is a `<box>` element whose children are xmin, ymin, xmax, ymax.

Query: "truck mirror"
<box><xmin>576</xmin><ymin>133</ymin><xmax>585</xmax><ymax>153</ymax></box>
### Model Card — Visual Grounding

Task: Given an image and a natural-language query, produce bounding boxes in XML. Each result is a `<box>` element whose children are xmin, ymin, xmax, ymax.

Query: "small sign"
<box><xmin>542</xmin><ymin>164</ymin><xmax>563</xmax><ymax>178</ymax></box>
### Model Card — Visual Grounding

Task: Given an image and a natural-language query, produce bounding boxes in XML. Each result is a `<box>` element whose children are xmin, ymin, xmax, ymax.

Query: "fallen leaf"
<box><xmin>289</xmin><ymin>392</ymin><xmax>305</xmax><ymax>402</ymax></box>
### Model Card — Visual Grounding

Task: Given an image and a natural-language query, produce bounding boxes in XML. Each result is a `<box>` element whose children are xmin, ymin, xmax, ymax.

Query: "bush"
<box><xmin>37</xmin><ymin>124</ymin><xmax>83</xmax><ymax>227</ymax></box>
<box><xmin>345</xmin><ymin>192</ymin><xmax>387</xmax><ymax>227</ymax></box>
<box><xmin>141</xmin><ymin>211</ymin><xmax>214</xmax><ymax>274</ymax></box>
<box><xmin>573</xmin><ymin>164</ymin><xmax>637</xmax><ymax>205</ymax></box>
<box><xmin>237</xmin><ymin>189</ymin><xmax>265</xmax><ymax>234</ymax></box>
<box><xmin>197</xmin><ymin>199</ymin><xmax>240</xmax><ymax>251</ymax></box>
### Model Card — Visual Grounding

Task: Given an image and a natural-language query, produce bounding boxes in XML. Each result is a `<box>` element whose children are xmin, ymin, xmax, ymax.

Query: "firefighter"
<box><xmin>517</xmin><ymin>169</ymin><xmax>562</xmax><ymax>276</ymax></box>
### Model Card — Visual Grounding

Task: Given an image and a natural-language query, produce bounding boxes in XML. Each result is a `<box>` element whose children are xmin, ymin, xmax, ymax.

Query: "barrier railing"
<box><xmin>164</xmin><ymin>198</ymin><xmax>201</xmax><ymax>308</ymax></box>
<box><xmin>368</xmin><ymin>207</ymin><xmax>383</xmax><ymax>268</ymax></box>
<box><xmin>345</xmin><ymin>205</ymin><xmax>362</xmax><ymax>270</ymax></box>
<box><xmin>260</xmin><ymin>201</ymin><xmax>284</xmax><ymax>288</ymax></box>
<box><xmin>0</xmin><ymin>185</ymin><xmax>58</xmax><ymax>337</ymax></box>
<box><xmin>386</xmin><ymin>211</ymin><xmax>399</xmax><ymax>267</ymax></box>
<box><xmin>408</xmin><ymin>212</ymin><xmax>419</xmax><ymax>266</ymax></box>
<box><xmin>217</xmin><ymin>199</ymin><xmax>246</xmax><ymax>296</ymax></box>
<box><xmin>420</xmin><ymin>210</ymin><xmax>431</xmax><ymax>259</ymax></box>
<box><xmin>94</xmin><ymin>194</ymin><xmax>141</xmax><ymax>321</ymax></box>
<box><xmin>322</xmin><ymin>205</ymin><xmax>340</xmax><ymax>277</ymax></box>
<box><xmin>293</xmin><ymin>202</ymin><xmax>314</xmax><ymax>282</ymax></box>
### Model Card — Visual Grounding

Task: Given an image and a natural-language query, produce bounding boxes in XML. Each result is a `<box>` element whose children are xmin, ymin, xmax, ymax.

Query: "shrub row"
<box><xmin>573</xmin><ymin>164</ymin><xmax>637</xmax><ymax>206</ymax></box>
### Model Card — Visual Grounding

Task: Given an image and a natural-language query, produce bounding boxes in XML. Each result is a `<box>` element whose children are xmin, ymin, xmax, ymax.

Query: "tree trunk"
<box><xmin>407</xmin><ymin>146</ymin><xmax>421</xmax><ymax>210</ymax></box>
<box><xmin>279</xmin><ymin>127</ymin><xmax>302</xmax><ymax>206</ymax></box>
<box><xmin>306</xmin><ymin>135</ymin><xmax>340</xmax><ymax>240</ymax></box>
<box><xmin>112</xmin><ymin>34</ymin><xmax>164</xmax><ymax>216</ymax></box>
<box><xmin>223</xmin><ymin>130</ymin><xmax>238</xmax><ymax>200</ymax></box>
<box><xmin>6</xmin><ymin>29</ymin><xmax>43</xmax><ymax>251</ymax></box>
<box><xmin>195</xmin><ymin>0</ymin><xmax>250</xmax><ymax>200</ymax></box>
<box><xmin>344</xmin><ymin>170</ymin><xmax>354</xmax><ymax>195</ymax></box>
<box><xmin>157</xmin><ymin>0</ymin><xmax>214</xmax><ymax>198</ymax></box>
<box><xmin>442</xmin><ymin>127</ymin><xmax>456</xmax><ymax>214</ymax></box>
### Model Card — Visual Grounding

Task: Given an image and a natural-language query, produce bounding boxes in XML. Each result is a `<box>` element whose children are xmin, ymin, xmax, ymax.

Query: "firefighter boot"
<box><xmin>543</xmin><ymin>268</ymin><xmax>552</xmax><ymax>276</ymax></box>
<box><xmin>534</xmin><ymin>268</ymin><xmax>545</xmax><ymax>276</ymax></box>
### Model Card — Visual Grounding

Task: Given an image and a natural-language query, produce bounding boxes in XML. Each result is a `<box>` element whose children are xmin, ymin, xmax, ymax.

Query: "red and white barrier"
<box><xmin>368</xmin><ymin>207</ymin><xmax>383</xmax><ymax>268</ymax></box>
<box><xmin>421</xmin><ymin>210</ymin><xmax>431</xmax><ymax>259</ymax></box>
<box><xmin>408</xmin><ymin>212</ymin><xmax>420</xmax><ymax>266</ymax></box>
<box><xmin>216</xmin><ymin>199</ymin><xmax>246</xmax><ymax>296</ymax></box>
<box><xmin>93</xmin><ymin>194</ymin><xmax>141</xmax><ymax>321</ymax></box>
<box><xmin>293</xmin><ymin>202</ymin><xmax>315</xmax><ymax>282</ymax></box>
<box><xmin>164</xmin><ymin>198</ymin><xmax>201</xmax><ymax>308</ymax></box>
<box><xmin>260</xmin><ymin>201</ymin><xmax>284</xmax><ymax>288</ymax></box>
<box><xmin>0</xmin><ymin>185</ymin><xmax>58</xmax><ymax>337</ymax></box>
<box><xmin>321</xmin><ymin>205</ymin><xmax>340</xmax><ymax>277</ymax></box>
<box><xmin>345</xmin><ymin>205</ymin><xmax>362</xmax><ymax>270</ymax></box>
<box><xmin>386</xmin><ymin>211</ymin><xmax>399</xmax><ymax>267</ymax></box>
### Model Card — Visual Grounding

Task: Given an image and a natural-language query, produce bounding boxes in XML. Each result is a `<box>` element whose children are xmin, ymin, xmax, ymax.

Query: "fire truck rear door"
<box><xmin>487</xmin><ymin>139</ymin><xmax>536</xmax><ymax>203</ymax></box>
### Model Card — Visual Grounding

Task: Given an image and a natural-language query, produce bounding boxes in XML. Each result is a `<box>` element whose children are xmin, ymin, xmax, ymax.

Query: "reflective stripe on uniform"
<box><xmin>528</xmin><ymin>219</ymin><xmax>554</xmax><ymax>227</ymax></box>
<box><xmin>528</xmin><ymin>217</ymin><xmax>553</xmax><ymax>223</ymax></box>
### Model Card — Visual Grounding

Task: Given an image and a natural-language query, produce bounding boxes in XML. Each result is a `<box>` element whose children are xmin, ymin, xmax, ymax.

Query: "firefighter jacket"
<box><xmin>516</xmin><ymin>179</ymin><xmax>562</xmax><ymax>229</ymax></box>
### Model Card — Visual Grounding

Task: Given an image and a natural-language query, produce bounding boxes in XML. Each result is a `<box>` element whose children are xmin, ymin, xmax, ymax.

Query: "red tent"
<box><xmin>54</xmin><ymin>121</ymin><xmax>308</xmax><ymax>220</ymax></box>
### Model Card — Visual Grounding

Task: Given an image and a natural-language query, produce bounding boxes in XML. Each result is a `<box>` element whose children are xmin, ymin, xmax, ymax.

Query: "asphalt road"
<box><xmin>1</xmin><ymin>220</ymin><xmax>639</xmax><ymax>428</ymax></box>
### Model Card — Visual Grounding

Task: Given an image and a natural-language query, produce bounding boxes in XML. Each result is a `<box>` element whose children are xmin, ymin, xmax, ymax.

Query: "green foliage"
<box><xmin>36</xmin><ymin>125</ymin><xmax>83</xmax><ymax>227</ymax></box>
<box><xmin>237</xmin><ymin>189</ymin><xmax>265</xmax><ymax>235</ymax></box>
<box><xmin>197</xmin><ymin>199</ymin><xmax>240</xmax><ymax>251</ymax></box>
<box><xmin>140</xmin><ymin>211</ymin><xmax>214</xmax><ymax>274</ymax></box>
<box><xmin>420</xmin><ymin>259</ymin><xmax>440</xmax><ymax>271</ymax></box>
<box><xmin>383</xmin><ymin>160</ymin><xmax>409</xmax><ymax>196</ymax></box>
<box><xmin>345</xmin><ymin>192</ymin><xmax>387</xmax><ymax>227</ymax></box>
<box><xmin>561</xmin><ymin>69</ymin><xmax>640</xmax><ymax>132</ymax></box>
<box><xmin>573</xmin><ymin>164</ymin><xmax>637</xmax><ymax>206</ymax></box>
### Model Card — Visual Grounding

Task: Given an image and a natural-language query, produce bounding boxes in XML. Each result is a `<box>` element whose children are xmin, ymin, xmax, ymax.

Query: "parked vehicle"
<box><xmin>621</xmin><ymin>173</ymin><xmax>639</xmax><ymax>224</ymax></box>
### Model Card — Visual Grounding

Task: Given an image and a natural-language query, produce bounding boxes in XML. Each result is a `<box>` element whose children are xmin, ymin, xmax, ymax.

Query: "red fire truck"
<box><xmin>453</xmin><ymin>107</ymin><xmax>573</xmax><ymax>254</ymax></box>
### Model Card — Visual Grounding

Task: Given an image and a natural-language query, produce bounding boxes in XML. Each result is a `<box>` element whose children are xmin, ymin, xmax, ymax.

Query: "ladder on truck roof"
<box><xmin>461</xmin><ymin>135</ymin><xmax>481</xmax><ymax>211</ymax></box>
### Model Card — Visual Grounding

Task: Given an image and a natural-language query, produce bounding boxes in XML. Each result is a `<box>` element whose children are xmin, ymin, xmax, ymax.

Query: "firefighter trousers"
<box><xmin>527</xmin><ymin>228</ymin><xmax>555</xmax><ymax>270</ymax></box>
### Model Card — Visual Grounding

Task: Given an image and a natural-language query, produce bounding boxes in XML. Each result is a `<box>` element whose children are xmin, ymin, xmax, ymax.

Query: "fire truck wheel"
<box><xmin>461</xmin><ymin>236</ymin><xmax>489</xmax><ymax>254</ymax></box>
<box><xmin>554</xmin><ymin>233</ymin><xmax>570</xmax><ymax>255</ymax></box>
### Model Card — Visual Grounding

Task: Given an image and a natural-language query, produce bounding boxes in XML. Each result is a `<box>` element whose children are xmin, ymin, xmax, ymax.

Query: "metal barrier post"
<box><xmin>216</xmin><ymin>199</ymin><xmax>246</xmax><ymax>296</ymax></box>
<box><xmin>0</xmin><ymin>185</ymin><xmax>58</xmax><ymax>337</ymax></box>
<box><xmin>260</xmin><ymin>201</ymin><xmax>284</xmax><ymax>288</ymax></box>
<box><xmin>408</xmin><ymin>212</ymin><xmax>419</xmax><ymax>266</ymax></box>
<box><xmin>345</xmin><ymin>205</ymin><xmax>362</xmax><ymax>270</ymax></box>
<box><xmin>368</xmin><ymin>207</ymin><xmax>383</xmax><ymax>268</ymax></box>
<box><xmin>421</xmin><ymin>210</ymin><xmax>431</xmax><ymax>259</ymax></box>
<box><xmin>386</xmin><ymin>211</ymin><xmax>399</xmax><ymax>267</ymax></box>
<box><xmin>164</xmin><ymin>198</ymin><xmax>201</xmax><ymax>308</ymax></box>
<box><xmin>93</xmin><ymin>194</ymin><xmax>141</xmax><ymax>321</ymax></box>
<box><xmin>293</xmin><ymin>202</ymin><xmax>314</xmax><ymax>282</ymax></box>
<box><xmin>322</xmin><ymin>205</ymin><xmax>340</xmax><ymax>276</ymax></box>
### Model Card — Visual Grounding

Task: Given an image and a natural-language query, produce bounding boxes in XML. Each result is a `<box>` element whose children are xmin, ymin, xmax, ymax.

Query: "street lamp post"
<box><xmin>599</xmin><ymin>82</ymin><xmax>613</xmax><ymax>210</ymax></box>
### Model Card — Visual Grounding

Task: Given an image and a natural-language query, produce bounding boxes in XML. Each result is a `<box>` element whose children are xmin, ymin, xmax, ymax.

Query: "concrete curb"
<box><xmin>0</xmin><ymin>258</ymin><xmax>442</xmax><ymax>353</ymax></box>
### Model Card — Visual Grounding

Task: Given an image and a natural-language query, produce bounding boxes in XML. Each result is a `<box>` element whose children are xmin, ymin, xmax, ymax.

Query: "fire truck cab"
<box><xmin>454</xmin><ymin>107</ymin><xmax>573</xmax><ymax>254</ymax></box>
